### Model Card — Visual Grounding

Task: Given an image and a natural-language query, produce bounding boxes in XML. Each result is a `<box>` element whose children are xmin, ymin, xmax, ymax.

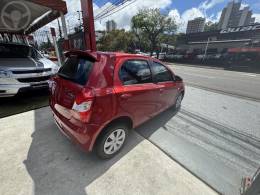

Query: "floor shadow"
<box><xmin>136</xmin><ymin>106</ymin><xmax>180</xmax><ymax>138</ymax></box>
<box><xmin>24</xmin><ymin>106</ymin><xmax>180</xmax><ymax>195</ymax></box>
<box><xmin>0</xmin><ymin>89</ymin><xmax>49</xmax><ymax>118</ymax></box>
<box><xmin>24</xmin><ymin>107</ymin><xmax>144</xmax><ymax>195</ymax></box>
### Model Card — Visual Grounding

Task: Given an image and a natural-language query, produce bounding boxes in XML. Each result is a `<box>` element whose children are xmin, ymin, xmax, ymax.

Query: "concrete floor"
<box><xmin>0</xmin><ymin>107</ymin><xmax>217</xmax><ymax>195</ymax></box>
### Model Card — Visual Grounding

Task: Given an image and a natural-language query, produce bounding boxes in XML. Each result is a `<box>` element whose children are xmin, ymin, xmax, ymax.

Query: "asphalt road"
<box><xmin>168</xmin><ymin>63</ymin><xmax>260</xmax><ymax>101</ymax></box>
<box><xmin>137</xmin><ymin>86</ymin><xmax>260</xmax><ymax>195</ymax></box>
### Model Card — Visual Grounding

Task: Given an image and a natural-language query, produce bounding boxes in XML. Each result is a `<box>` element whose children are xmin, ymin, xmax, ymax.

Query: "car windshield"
<box><xmin>58</xmin><ymin>55</ymin><xmax>94</xmax><ymax>86</ymax></box>
<box><xmin>0</xmin><ymin>44</ymin><xmax>33</xmax><ymax>58</ymax></box>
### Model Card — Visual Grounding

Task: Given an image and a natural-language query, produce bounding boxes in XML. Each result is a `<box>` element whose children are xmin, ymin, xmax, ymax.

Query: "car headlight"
<box><xmin>0</xmin><ymin>70</ymin><xmax>12</xmax><ymax>78</ymax></box>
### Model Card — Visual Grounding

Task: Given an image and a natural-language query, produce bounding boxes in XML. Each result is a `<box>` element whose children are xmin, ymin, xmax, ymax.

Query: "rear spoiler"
<box><xmin>65</xmin><ymin>50</ymin><xmax>100</xmax><ymax>61</ymax></box>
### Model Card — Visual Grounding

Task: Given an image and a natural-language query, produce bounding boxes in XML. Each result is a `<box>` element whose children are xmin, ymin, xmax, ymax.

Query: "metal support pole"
<box><xmin>50</xmin><ymin>28</ymin><xmax>62</xmax><ymax>67</ymax></box>
<box><xmin>60</xmin><ymin>12</ymin><xmax>69</xmax><ymax>51</ymax></box>
<box><xmin>81</xmin><ymin>0</ymin><xmax>97</xmax><ymax>51</ymax></box>
<box><xmin>243</xmin><ymin>169</ymin><xmax>260</xmax><ymax>195</ymax></box>
<box><xmin>57</xmin><ymin>18</ymin><xmax>62</xmax><ymax>39</ymax></box>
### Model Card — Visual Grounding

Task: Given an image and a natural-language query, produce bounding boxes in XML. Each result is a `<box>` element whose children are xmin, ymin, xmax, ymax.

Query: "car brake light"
<box><xmin>71</xmin><ymin>101</ymin><xmax>93</xmax><ymax>123</ymax></box>
<box><xmin>72</xmin><ymin>101</ymin><xmax>92</xmax><ymax>112</ymax></box>
<box><xmin>71</xmin><ymin>89</ymin><xmax>94</xmax><ymax>123</ymax></box>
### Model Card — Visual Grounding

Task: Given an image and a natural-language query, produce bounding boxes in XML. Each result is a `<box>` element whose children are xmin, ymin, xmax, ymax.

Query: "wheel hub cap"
<box><xmin>104</xmin><ymin>129</ymin><xmax>126</xmax><ymax>155</ymax></box>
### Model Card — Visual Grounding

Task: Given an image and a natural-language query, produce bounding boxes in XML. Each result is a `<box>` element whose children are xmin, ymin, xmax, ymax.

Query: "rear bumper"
<box><xmin>52</xmin><ymin>110</ymin><xmax>100</xmax><ymax>152</ymax></box>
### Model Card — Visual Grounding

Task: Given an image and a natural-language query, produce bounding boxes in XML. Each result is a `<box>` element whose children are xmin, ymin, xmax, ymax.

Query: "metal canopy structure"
<box><xmin>0</xmin><ymin>0</ymin><xmax>67</xmax><ymax>34</ymax></box>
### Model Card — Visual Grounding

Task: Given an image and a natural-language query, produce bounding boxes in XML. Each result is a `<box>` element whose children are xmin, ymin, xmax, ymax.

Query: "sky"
<box><xmin>61</xmin><ymin>0</ymin><xmax>260</xmax><ymax>33</ymax></box>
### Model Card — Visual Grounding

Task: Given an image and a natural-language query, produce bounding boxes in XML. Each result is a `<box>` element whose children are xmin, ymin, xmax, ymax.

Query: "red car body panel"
<box><xmin>50</xmin><ymin>51</ymin><xmax>185</xmax><ymax>152</ymax></box>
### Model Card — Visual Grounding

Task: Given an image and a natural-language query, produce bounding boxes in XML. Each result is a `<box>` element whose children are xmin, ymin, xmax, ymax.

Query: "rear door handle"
<box><xmin>120</xmin><ymin>93</ymin><xmax>132</xmax><ymax>99</ymax></box>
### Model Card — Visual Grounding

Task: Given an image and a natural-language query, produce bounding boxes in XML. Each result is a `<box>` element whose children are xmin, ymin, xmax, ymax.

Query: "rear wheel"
<box><xmin>95</xmin><ymin>124</ymin><xmax>128</xmax><ymax>159</ymax></box>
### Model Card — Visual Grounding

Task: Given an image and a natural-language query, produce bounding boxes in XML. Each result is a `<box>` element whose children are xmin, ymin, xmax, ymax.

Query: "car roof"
<box><xmin>66</xmin><ymin>50</ymin><xmax>153</xmax><ymax>61</ymax></box>
<box><xmin>98</xmin><ymin>51</ymin><xmax>153</xmax><ymax>60</ymax></box>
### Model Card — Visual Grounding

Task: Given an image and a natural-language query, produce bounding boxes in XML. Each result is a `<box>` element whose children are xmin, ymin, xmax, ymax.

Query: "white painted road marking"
<box><xmin>181</xmin><ymin>72</ymin><xmax>216</xmax><ymax>79</ymax></box>
<box><xmin>240</xmin><ymin>73</ymin><xmax>257</xmax><ymax>77</ymax></box>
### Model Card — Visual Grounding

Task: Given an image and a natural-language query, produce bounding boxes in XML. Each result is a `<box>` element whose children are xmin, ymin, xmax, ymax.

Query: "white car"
<box><xmin>151</xmin><ymin>52</ymin><xmax>166</xmax><ymax>60</ymax></box>
<box><xmin>172</xmin><ymin>54</ymin><xmax>184</xmax><ymax>60</ymax></box>
<box><xmin>0</xmin><ymin>43</ymin><xmax>59</xmax><ymax>97</ymax></box>
<box><xmin>158</xmin><ymin>52</ymin><xmax>166</xmax><ymax>60</ymax></box>
<box><xmin>196</xmin><ymin>54</ymin><xmax>205</xmax><ymax>60</ymax></box>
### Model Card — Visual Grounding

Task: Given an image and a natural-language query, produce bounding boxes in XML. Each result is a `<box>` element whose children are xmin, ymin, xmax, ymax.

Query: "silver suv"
<box><xmin>0</xmin><ymin>43</ymin><xmax>59</xmax><ymax>97</ymax></box>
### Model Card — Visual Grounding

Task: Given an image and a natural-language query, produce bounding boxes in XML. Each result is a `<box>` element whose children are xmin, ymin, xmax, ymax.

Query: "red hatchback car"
<box><xmin>49</xmin><ymin>50</ymin><xmax>185</xmax><ymax>159</ymax></box>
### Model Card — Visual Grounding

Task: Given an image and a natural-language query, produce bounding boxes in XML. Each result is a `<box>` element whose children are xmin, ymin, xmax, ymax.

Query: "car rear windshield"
<box><xmin>58</xmin><ymin>55</ymin><xmax>94</xmax><ymax>86</ymax></box>
<box><xmin>0</xmin><ymin>44</ymin><xmax>31</xmax><ymax>58</ymax></box>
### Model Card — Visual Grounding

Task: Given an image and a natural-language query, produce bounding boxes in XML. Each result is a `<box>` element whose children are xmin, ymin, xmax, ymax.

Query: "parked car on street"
<box><xmin>49</xmin><ymin>50</ymin><xmax>185</xmax><ymax>159</ymax></box>
<box><xmin>196</xmin><ymin>54</ymin><xmax>205</xmax><ymax>60</ymax></box>
<box><xmin>165</xmin><ymin>53</ymin><xmax>175</xmax><ymax>60</ymax></box>
<box><xmin>206</xmin><ymin>53</ymin><xmax>222</xmax><ymax>60</ymax></box>
<box><xmin>158</xmin><ymin>52</ymin><xmax>166</xmax><ymax>60</ymax></box>
<box><xmin>0</xmin><ymin>43</ymin><xmax>60</xmax><ymax>97</ymax></box>
<box><xmin>172</xmin><ymin>54</ymin><xmax>184</xmax><ymax>60</ymax></box>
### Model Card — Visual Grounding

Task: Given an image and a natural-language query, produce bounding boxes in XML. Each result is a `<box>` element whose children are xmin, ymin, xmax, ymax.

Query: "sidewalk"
<box><xmin>0</xmin><ymin>107</ymin><xmax>217</xmax><ymax>195</ymax></box>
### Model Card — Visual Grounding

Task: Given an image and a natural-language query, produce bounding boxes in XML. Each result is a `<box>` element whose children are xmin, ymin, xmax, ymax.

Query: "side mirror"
<box><xmin>174</xmin><ymin>75</ymin><xmax>183</xmax><ymax>82</ymax></box>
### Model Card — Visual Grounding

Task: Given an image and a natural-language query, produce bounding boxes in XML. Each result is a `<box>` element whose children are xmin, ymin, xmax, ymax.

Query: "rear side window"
<box><xmin>119</xmin><ymin>60</ymin><xmax>152</xmax><ymax>85</ymax></box>
<box><xmin>151</xmin><ymin>61</ymin><xmax>173</xmax><ymax>82</ymax></box>
<box><xmin>58</xmin><ymin>56</ymin><xmax>94</xmax><ymax>85</ymax></box>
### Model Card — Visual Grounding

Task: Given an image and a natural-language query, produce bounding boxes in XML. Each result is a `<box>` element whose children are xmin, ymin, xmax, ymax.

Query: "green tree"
<box><xmin>97</xmin><ymin>29</ymin><xmax>135</xmax><ymax>52</ymax></box>
<box><xmin>131</xmin><ymin>8</ymin><xmax>177</xmax><ymax>56</ymax></box>
<box><xmin>159</xmin><ymin>33</ymin><xmax>177</xmax><ymax>46</ymax></box>
<box><xmin>131</xmin><ymin>22</ymin><xmax>149</xmax><ymax>52</ymax></box>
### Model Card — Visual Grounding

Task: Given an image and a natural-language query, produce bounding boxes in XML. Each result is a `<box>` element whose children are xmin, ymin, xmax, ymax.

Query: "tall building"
<box><xmin>218</xmin><ymin>1</ymin><xmax>255</xmax><ymax>30</ymax></box>
<box><xmin>106</xmin><ymin>20</ymin><xmax>117</xmax><ymax>32</ymax></box>
<box><xmin>186</xmin><ymin>17</ymin><xmax>206</xmax><ymax>34</ymax></box>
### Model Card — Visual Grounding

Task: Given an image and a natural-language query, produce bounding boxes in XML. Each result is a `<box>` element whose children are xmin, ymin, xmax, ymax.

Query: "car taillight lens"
<box><xmin>71</xmin><ymin>101</ymin><xmax>93</xmax><ymax>123</ymax></box>
<box><xmin>71</xmin><ymin>89</ymin><xmax>94</xmax><ymax>123</ymax></box>
<box><xmin>72</xmin><ymin>101</ymin><xmax>92</xmax><ymax>112</ymax></box>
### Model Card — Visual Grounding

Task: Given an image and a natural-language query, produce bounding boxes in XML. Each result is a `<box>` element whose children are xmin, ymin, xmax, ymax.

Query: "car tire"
<box><xmin>95</xmin><ymin>124</ymin><xmax>129</xmax><ymax>159</ymax></box>
<box><xmin>174</xmin><ymin>93</ymin><xmax>183</xmax><ymax>110</ymax></box>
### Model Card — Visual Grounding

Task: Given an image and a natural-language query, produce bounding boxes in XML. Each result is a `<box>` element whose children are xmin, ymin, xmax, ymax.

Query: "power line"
<box><xmin>94</xmin><ymin>0</ymin><xmax>124</xmax><ymax>19</ymax></box>
<box><xmin>94</xmin><ymin>0</ymin><xmax>121</xmax><ymax>18</ymax></box>
<box><xmin>95</xmin><ymin>0</ymin><xmax>129</xmax><ymax>20</ymax></box>
<box><xmin>95</xmin><ymin>0</ymin><xmax>137</xmax><ymax>21</ymax></box>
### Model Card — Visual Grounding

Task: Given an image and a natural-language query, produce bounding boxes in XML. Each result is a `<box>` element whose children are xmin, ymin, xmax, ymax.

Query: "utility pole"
<box><xmin>50</xmin><ymin>28</ymin><xmax>62</xmax><ymax>66</ymax></box>
<box><xmin>67</xmin><ymin>19</ymin><xmax>71</xmax><ymax>34</ymax></box>
<box><xmin>81</xmin><ymin>0</ymin><xmax>97</xmax><ymax>51</ymax></box>
<box><xmin>203</xmin><ymin>37</ymin><xmax>210</xmax><ymax>61</ymax></box>
<box><xmin>77</xmin><ymin>10</ymin><xmax>83</xmax><ymax>28</ymax></box>
<box><xmin>60</xmin><ymin>12</ymin><xmax>69</xmax><ymax>51</ymax></box>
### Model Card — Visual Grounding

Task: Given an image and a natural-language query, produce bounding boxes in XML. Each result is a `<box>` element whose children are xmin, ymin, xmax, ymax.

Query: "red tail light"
<box><xmin>71</xmin><ymin>88</ymin><xmax>94</xmax><ymax>123</ymax></box>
